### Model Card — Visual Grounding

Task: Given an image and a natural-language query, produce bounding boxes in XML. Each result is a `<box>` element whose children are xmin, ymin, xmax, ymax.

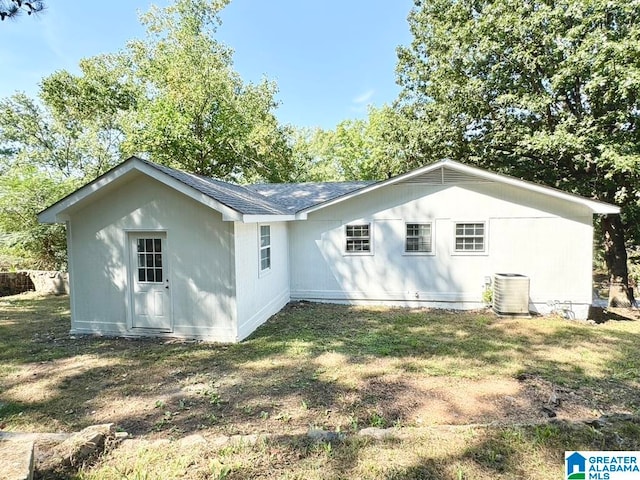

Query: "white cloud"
<box><xmin>352</xmin><ymin>88</ymin><xmax>375</xmax><ymax>105</ymax></box>
<box><xmin>41</xmin><ymin>10</ymin><xmax>73</xmax><ymax>67</ymax></box>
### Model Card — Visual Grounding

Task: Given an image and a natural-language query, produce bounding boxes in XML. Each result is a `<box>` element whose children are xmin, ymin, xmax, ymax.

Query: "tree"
<box><xmin>396</xmin><ymin>0</ymin><xmax>640</xmax><ymax>306</ymax></box>
<box><xmin>0</xmin><ymin>0</ymin><xmax>300</xmax><ymax>267</ymax></box>
<box><xmin>290</xmin><ymin>106</ymin><xmax>409</xmax><ymax>182</ymax></box>
<box><xmin>27</xmin><ymin>0</ymin><xmax>296</xmax><ymax>183</ymax></box>
<box><xmin>0</xmin><ymin>0</ymin><xmax>44</xmax><ymax>21</ymax></box>
<box><xmin>0</xmin><ymin>88</ymin><xmax>125</xmax><ymax>269</ymax></box>
<box><xmin>40</xmin><ymin>55</ymin><xmax>140</xmax><ymax>178</ymax></box>
<box><xmin>0</xmin><ymin>78</ymin><xmax>130</xmax><ymax>269</ymax></box>
<box><xmin>117</xmin><ymin>0</ymin><xmax>295</xmax><ymax>182</ymax></box>
<box><xmin>0</xmin><ymin>164</ymin><xmax>72</xmax><ymax>269</ymax></box>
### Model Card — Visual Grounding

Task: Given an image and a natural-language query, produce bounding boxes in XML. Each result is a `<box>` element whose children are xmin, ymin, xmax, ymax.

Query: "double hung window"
<box><xmin>345</xmin><ymin>224</ymin><xmax>370</xmax><ymax>253</ymax></box>
<box><xmin>454</xmin><ymin>223</ymin><xmax>485</xmax><ymax>252</ymax></box>
<box><xmin>405</xmin><ymin>223</ymin><xmax>433</xmax><ymax>253</ymax></box>
<box><xmin>260</xmin><ymin>225</ymin><xmax>271</xmax><ymax>271</ymax></box>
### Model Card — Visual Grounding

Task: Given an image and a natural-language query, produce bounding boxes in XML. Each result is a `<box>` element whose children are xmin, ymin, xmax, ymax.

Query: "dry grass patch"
<box><xmin>1</xmin><ymin>293</ymin><xmax>640</xmax><ymax>478</ymax></box>
<box><xmin>80</xmin><ymin>420</ymin><xmax>640</xmax><ymax>480</ymax></box>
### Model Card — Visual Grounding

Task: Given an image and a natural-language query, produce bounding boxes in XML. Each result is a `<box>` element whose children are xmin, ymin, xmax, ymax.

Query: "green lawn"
<box><xmin>1</xmin><ymin>293</ymin><xmax>639</xmax><ymax>479</ymax></box>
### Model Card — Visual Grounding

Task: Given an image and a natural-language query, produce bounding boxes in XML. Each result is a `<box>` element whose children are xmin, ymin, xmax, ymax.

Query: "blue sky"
<box><xmin>0</xmin><ymin>0</ymin><xmax>413</xmax><ymax>129</ymax></box>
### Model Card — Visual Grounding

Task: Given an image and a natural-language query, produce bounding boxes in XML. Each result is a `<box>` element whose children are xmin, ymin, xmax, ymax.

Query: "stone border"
<box><xmin>1</xmin><ymin>414</ymin><xmax>635</xmax><ymax>479</ymax></box>
<box><xmin>0</xmin><ymin>271</ymin><xmax>68</xmax><ymax>297</ymax></box>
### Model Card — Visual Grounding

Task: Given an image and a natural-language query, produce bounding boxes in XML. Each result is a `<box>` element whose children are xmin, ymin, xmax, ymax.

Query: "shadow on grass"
<box><xmin>2</xmin><ymin>295</ymin><xmax>640</xmax><ymax>479</ymax></box>
<box><xmin>588</xmin><ymin>305</ymin><xmax>638</xmax><ymax>324</ymax></box>
<box><xmin>75</xmin><ymin>419</ymin><xmax>640</xmax><ymax>479</ymax></box>
<box><xmin>382</xmin><ymin>419</ymin><xmax>640</xmax><ymax>480</ymax></box>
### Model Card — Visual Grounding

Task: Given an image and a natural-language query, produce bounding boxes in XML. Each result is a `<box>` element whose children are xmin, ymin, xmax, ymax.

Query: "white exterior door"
<box><xmin>129</xmin><ymin>232</ymin><xmax>172</xmax><ymax>331</ymax></box>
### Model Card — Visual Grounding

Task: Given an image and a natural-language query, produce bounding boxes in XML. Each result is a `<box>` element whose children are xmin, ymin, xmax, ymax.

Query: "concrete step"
<box><xmin>0</xmin><ymin>440</ymin><xmax>34</xmax><ymax>480</ymax></box>
<box><xmin>0</xmin><ymin>432</ymin><xmax>70</xmax><ymax>442</ymax></box>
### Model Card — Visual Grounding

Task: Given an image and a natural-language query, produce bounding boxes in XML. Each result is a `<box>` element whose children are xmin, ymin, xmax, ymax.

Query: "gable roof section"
<box><xmin>295</xmin><ymin>159</ymin><xmax>620</xmax><ymax>218</ymax></box>
<box><xmin>39</xmin><ymin>156</ymin><xmax>619</xmax><ymax>225</ymax></box>
<box><xmin>38</xmin><ymin>157</ymin><xmax>290</xmax><ymax>223</ymax></box>
<box><xmin>142</xmin><ymin>160</ymin><xmax>289</xmax><ymax>216</ymax></box>
<box><xmin>38</xmin><ymin>156</ymin><xmax>371</xmax><ymax>224</ymax></box>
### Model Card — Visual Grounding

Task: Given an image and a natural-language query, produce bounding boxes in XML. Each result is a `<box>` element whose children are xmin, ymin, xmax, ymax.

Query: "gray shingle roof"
<box><xmin>143</xmin><ymin>160</ymin><xmax>289</xmax><ymax>215</ymax></box>
<box><xmin>248</xmin><ymin>181</ymin><xmax>373</xmax><ymax>213</ymax></box>
<box><xmin>142</xmin><ymin>159</ymin><xmax>373</xmax><ymax>216</ymax></box>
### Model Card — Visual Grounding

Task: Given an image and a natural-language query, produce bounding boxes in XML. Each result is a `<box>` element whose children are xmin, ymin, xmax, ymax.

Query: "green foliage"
<box><xmin>290</xmin><ymin>106</ymin><xmax>409</xmax><ymax>181</ymax></box>
<box><xmin>482</xmin><ymin>287</ymin><xmax>493</xmax><ymax>306</ymax></box>
<box><xmin>0</xmin><ymin>0</ymin><xmax>302</xmax><ymax>267</ymax></box>
<box><xmin>0</xmin><ymin>59</ymin><xmax>131</xmax><ymax>268</ymax></box>
<box><xmin>368</xmin><ymin>411</ymin><xmax>387</xmax><ymax>428</ymax></box>
<box><xmin>0</xmin><ymin>87</ymin><xmax>125</xmax><ymax>180</ymax></box>
<box><xmin>0</xmin><ymin>164</ymin><xmax>77</xmax><ymax>269</ymax></box>
<box><xmin>0</xmin><ymin>89</ymin><xmax>117</xmax><ymax>268</ymax></box>
<box><xmin>35</xmin><ymin>0</ymin><xmax>298</xmax><ymax>183</ymax></box>
<box><xmin>396</xmin><ymin>0</ymin><xmax>640</xmax><ymax>249</ymax></box>
<box><xmin>116</xmin><ymin>0</ymin><xmax>295</xmax><ymax>182</ymax></box>
<box><xmin>39</xmin><ymin>56</ymin><xmax>139</xmax><ymax>178</ymax></box>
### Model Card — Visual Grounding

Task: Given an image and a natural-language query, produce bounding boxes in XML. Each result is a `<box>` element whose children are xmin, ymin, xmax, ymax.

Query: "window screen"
<box><xmin>406</xmin><ymin>223</ymin><xmax>432</xmax><ymax>253</ymax></box>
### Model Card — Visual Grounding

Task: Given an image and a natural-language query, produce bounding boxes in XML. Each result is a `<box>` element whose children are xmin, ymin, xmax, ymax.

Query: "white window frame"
<box><xmin>135</xmin><ymin>237</ymin><xmax>165</xmax><ymax>283</ymax></box>
<box><xmin>259</xmin><ymin>224</ymin><xmax>271</xmax><ymax>274</ymax></box>
<box><xmin>453</xmin><ymin>221</ymin><xmax>487</xmax><ymax>255</ymax></box>
<box><xmin>404</xmin><ymin>222</ymin><xmax>435</xmax><ymax>255</ymax></box>
<box><xmin>345</xmin><ymin>223</ymin><xmax>372</xmax><ymax>255</ymax></box>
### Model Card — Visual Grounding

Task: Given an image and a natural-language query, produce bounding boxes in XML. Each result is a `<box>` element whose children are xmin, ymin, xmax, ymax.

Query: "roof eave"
<box><xmin>296</xmin><ymin>158</ymin><xmax>621</xmax><ymax>216</ymax></box>
<box><xmin>37</xmin><ymin>157</ymin><xmax>245</xmax><ymax>224</ymax></box>
<box><xmin>38</xmin><ymin>158</ymin><xmax>142</xmax><ymax>224</ymax></box>
<box><xmin>442</xmin><ymin>161</ymin><xmax>621</xmax><ymax>214</ymax></box>
<box><xmin>239</xmin><ymin>214</ymin><xmax>296</xmax><ymax>223</ymax></box>
<box><xmin>38</xmin><ymin>211</ymin><xmax>69</xmax><ymax>224</ymax></box>
<box><xmin>586</xmin><ymin>204</ymin><xmax>620</xmax><ymax>215</ymax></box>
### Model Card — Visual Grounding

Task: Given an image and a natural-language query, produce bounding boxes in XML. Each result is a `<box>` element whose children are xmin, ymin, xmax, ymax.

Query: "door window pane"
<box><xmin>136</xmin><ymin>237</ymin><xmax>165</xmax><ymax>283</ymax></box>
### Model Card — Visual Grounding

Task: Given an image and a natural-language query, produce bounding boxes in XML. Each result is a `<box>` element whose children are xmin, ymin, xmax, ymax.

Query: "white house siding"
<box><xmin>66</xmin><ymin>173</ymin><xmax>238</xmax><ymax>341</ymax></box>
<box><xmin>289</xmin><ymin>181</ymin><xmax>594</xmax><ymax>318</ymax></box>
<box><xmin>234</xmin><ymin>221</ymin><xmax>290</xmax><ymax>341</ymax></box>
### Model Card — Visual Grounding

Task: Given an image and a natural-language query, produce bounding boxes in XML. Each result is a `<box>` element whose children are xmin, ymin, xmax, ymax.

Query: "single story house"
<box><xmin>38</xmin><ymin>156</ymin><xmax>619</xmax><ymax>342</ymax></box>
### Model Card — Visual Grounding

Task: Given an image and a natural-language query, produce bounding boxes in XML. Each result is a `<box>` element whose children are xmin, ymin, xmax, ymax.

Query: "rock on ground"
<box><xmin>36</xmin><ymin>424</ymin><xmax>115</xmax><ymax>477</ymax></box>
<box><xmin>0</xmin><ymin>440</ymin><xmax>34</xmax><ymax>480</ymax></box>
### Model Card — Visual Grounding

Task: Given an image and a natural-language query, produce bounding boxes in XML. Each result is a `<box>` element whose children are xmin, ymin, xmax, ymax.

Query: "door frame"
<box><xmin>125</xmin><ymin>229</ymin><xmax>174</xmax><ymax>333</ymax></box>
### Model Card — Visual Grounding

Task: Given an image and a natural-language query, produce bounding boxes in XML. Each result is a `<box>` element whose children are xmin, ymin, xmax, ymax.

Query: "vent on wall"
<box><xmin>493</xmin><ymin>273</ymin><xmax>530</xmax><ymax>316</ymax></box>
<box><xmin>401</xmin><ymin>166</ymin><xmax>495</xmax><ymax>185</ymax></box>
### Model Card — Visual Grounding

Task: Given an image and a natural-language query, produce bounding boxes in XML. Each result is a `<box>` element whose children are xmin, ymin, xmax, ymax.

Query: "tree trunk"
<box><xmin>602</xmin><ymin>215</ymin><xmax>635</xmax><ymax>307</ymax></box>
